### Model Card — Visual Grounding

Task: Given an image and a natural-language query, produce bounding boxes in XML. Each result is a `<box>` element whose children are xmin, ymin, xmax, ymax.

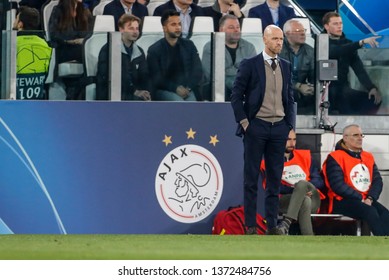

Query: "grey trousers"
<box><xmin>279</xmin><ymin>180</ymin><xmax>321</xmax><ymax>235</ymax></box>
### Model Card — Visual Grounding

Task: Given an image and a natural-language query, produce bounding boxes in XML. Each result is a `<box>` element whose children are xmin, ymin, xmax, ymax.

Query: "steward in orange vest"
<box><xmin>261</xmin><ymin>149</ymin><xmax>325</xmax><ymax>195</ymax></box>
<box><xmin>260</xmin><ymin>130</ymin><xmax>324</xmax><ymax>235</ymax></box>
<box><xmin>322</xmin><ymin>124</ymin><xmax>389</xmax><ymax>236</ymax></box>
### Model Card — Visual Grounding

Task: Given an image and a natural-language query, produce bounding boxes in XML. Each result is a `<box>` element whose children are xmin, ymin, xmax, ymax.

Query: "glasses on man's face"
<box><xmin>346</xmin><ymin>133</ymin><xmax>365</xmax><ymax>139</ymax></box>
<box><xmin>292</xmin><ymin>28</ymin><xmax>307</xmax><ymax>34</ymax></box>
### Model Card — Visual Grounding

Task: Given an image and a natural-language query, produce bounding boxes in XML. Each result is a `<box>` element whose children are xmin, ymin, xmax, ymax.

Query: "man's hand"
<box><xmin>297</xmin><ymin>83</ymin><xmax>314</xmax><ymax>96</ymax></box>
<box><xmin>134</xmin><ymin>90</ymin><xmax>151</xmax><ymax>101</ymax></box>
<box><xmin>361</xmin><ymin>36</ymin><xmax>381</xmax><ymax>48</ymax></box>
<box><xmin>228</xmin><ymin>3</ymin><xmax>242</xmax><ymax>18</ymax></box>
<box><xmin>240</xmin><ymin>119</ymin><xmax>249</xmax><ymax>131</ymax></box>
<box><xmin>368</xmin><ymin>88</ymin><xmax>382</xmax><ymax>105</ymax></box>
<box><xmin>68</xmin><ymin>38</ymin><xmax>84</xmax><ymax>45</ymax></box>
<box><xmin>363</xmin><ymin>198</ymin><xmax>373</xmax><ymax>206</ymax></box>
<box><xmin>176</xmin><ymin>85</ymin><xmax>191</xmax><ymax>98</ymax></box>
<box><xmin>306</xmin><ymin>191</ymin><xmax>313</xmax><ymax>198</ymax></box>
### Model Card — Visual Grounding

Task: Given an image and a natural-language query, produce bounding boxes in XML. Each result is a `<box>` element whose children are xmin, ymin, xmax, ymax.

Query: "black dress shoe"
<box><xmin>265</xmin><ymin>227</ymin><xmax>278</xmax><ymax>235</ymax></box>
<box><xmin>245</xmin><ymin>226</ymin><xmax>258</xmax><ymax>235</ymax></box>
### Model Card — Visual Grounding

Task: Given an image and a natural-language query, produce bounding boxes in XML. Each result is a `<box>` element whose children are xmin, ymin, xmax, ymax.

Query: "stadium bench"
<box><xmin>311</xmin><ymin>214</ymin><xmax>368</xmax><ymax>236</ymax></box>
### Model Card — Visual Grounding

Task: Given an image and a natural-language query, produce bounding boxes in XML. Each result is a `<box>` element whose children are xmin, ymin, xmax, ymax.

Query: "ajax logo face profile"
<box><xmin>155</xmin><ymin>144</ymin><xmax>223</xmax><ymax>223</ymax></box>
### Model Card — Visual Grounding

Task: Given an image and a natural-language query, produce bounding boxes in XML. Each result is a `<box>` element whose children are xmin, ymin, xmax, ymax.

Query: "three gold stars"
<box><xmin>162</xmin><ymin>129</ymin><xmax>220</xmax><ymax>146</ymax></box>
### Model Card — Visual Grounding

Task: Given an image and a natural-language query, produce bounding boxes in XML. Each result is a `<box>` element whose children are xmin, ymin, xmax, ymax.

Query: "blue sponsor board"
<box><xmin>0</xmin><ymin>101</ymin><xmax>266</xmax><ymax>234</ymax></box>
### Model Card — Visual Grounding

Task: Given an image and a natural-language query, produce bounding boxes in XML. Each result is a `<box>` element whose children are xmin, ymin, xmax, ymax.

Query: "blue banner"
<box><xmin>0</xmin><ymin>101</ymin><xmax>266</xmax><ymax>234</ymax></box>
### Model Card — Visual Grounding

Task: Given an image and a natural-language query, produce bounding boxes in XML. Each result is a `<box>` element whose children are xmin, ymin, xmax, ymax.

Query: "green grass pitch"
<box><xmin>0</xmin><ymin>235</ymin><xmax>388</xmax><ymax>260</ymax></box>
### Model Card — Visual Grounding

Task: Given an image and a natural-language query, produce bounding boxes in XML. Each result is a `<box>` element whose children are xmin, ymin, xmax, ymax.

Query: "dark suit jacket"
<box><xmin>153</xmin><ymin>0</ymin><xmax>204</xmax><ymax>35</ymax></box>
<box><xmin>248</xmin><ymin>2</ymin><xmax>295</xmax><ymax>32</ymax></box>
<box><xmin>103</xmin><ymin>0</ymin><xmax>148</xmax><ymax>31</ymax></box>
<box><xmin>147</xmin><ymin>37</ymin><xmax>203</xmax><ymax>99</ymax></box>
<box><xmin>202</xmin><ymin>2</ymin><xmax>244</xmax><ymax>31</ymax></box>
<box><xmin>230</xmin><ymin>53</ymin><xmax>295</xmax><ymax>136</ymax></box>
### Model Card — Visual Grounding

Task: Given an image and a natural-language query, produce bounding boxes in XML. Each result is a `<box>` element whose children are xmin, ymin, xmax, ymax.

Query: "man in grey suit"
<box><xmin>231</xmin><ymin>24</ymin><xmax>295</xmax><ymax>235</ymax></box>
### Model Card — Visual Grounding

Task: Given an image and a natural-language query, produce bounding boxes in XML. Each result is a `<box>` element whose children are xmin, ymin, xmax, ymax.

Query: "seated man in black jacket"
<box><xmin>96</xmin><ymin>14</ymin><xmax>151</xmax><ymax>101</ymax></box>
<box><xmin>147</xmin><ymin>10</ymin><xmax>203</xmax><ymax>101</ymax></box>
<box><xmin>322</xmin><ymin>12</ymin><xmax>382</xmax><ymax>115</ymax></box>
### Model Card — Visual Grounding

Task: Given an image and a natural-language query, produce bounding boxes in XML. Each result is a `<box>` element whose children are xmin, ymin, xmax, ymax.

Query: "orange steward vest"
<box><xmin>322</xmin><ymin>149</ymin><xmax>375</xmax><ymax>213</ymax></box>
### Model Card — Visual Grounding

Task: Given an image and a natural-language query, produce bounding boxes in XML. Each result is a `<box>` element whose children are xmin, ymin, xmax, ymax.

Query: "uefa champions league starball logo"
<box><xmin>155</xmin><ymin>144</ymin><xmax>223</xmax><ymax>223</ymax></box>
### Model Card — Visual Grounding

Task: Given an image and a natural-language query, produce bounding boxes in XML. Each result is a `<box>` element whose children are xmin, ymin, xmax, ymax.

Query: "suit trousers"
<box><xmin>243</xmin><ymin>118</ymin><xmax>289</xmax><ymax>229</ymax></box>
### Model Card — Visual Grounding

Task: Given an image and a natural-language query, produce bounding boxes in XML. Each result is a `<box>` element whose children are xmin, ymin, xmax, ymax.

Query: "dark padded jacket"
<box><xmin>96</xmin><ymin>42</ymin><xmax>149</xmax><ymax>100</ymax></box>
<box><xmin>324</xmin><ymin>139</ymin><xmax>382</xmax><ymax>201</ymax></box>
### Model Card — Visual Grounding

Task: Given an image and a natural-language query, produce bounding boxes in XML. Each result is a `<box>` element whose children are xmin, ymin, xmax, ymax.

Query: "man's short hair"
<box><xmin>161</xmin><ymin>9</ymin><xmax>180</xmax><ymax>26</ymax></box>
<box><xmin>118</xmin><ymin>14</ymin><xmax>141</xmax><ymax>30</ymax></box>
<box><xmin>283</xmin><ymin>19</ymin><xmax>300</xmax><ymax>33</ymax></box>
<box><xmin>342</xmin><ymin>124</ymin><xmax>361</xmax><ymax>136</ymax></box>
<box><xmin>18</xmin><ymin>6</ymin><xmax>40</xmax><ymax>30</ymax></box>
<box><xmin>322</xmin><ymin>11</ymin><xmax>340</xmax><ymax>26</ymax></box>
<box><xmin>219</xmin><ymin>14</ymin><xmax>238</xmax><ymax>29</ymax></box>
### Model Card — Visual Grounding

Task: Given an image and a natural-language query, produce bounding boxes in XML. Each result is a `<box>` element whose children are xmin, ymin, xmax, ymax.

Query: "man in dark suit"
<box><xmin>248</xmin><ymin>0</ymin><xmax>296</xmax><ymax>32</ymax></box>
<box><xmin>231</xmin><ymin>24</ymin><xmax>295</xmax><ymax>235</ymax></box>
<box><xmin>202</xmin><ymin>0</ymin><xmax>244</xmax><ymax>31</ymax></box>
<box><xmin>153</xmin><ymin>0</ymin><xmax>204</xmax><ymax>37</ymax></box>
<box><xmin>103</xmin><ymin>0</ymin><xmax>148</xmax><ymax>31</ymax></box>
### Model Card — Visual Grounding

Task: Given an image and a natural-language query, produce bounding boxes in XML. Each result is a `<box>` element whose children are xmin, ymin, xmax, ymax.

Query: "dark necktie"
<box><xmin>270</xmin><ymin>58</ymin><xmax>277</xmax><ymax>71</ymax></box>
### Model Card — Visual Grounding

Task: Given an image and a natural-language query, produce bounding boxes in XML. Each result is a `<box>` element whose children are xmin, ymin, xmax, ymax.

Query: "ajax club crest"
<box><xmin>155</xmin><ymin>144</ymin><xmax>223</xmax><ymax>223</ymax></box>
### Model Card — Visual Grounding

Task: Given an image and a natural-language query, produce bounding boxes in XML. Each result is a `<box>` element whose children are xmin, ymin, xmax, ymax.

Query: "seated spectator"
<box><xmin>153</xmin><ymin>0</ymin><xmax>204</xmax><ymax>38</ymax></box>
<box><xmin>322</xmin><ymin>12</ymin><xmax>381</xmax><ymax>115</ymax></box>
<box><xmin>14</xmin><ymin>6</ymin><xmax>52</xmax><ymax>99</ymax></box>
<box><xmin>96</xmin><ymin>14</ymin><xmax>150</xmax><ymax>101</ymax></box>
<box><xmin>322</xmin><ymin>124</ymin><xmax>389</xmax><ymax>236</ymax></box>
<box><xmin>248</xmin><ymin>0</ymin><xmax>296</xmax><ymax>32</ymax></box>
<box><xmin>103</xmin><ymin>0</ymin><xmax>148</xmax><ymax>31</ymax></box>
<box><xmin>49</xmin><ymin>0</ymin><xmax>92</xmax><ymax>64</ymax></box>
<box><xmin>279</xmin><ymin>19</ymin><xmax>315</xmax><ymax>115</ymax></box>
<box><xmin>202</xmin><ymin>0</ymin><xmax>244</xmax><ymax>31</ymax></box>
<box><xmin>49</xmin><ymin>0</ymin><xmax>93</xmax><ymax>99</ymax></box>
<box><xmin>202</xmin><ymin>14</ymin><xmax>256</xmax><ymax>101</ymax></box>
<box><xmin>261</xmin><ymin>129</ymin><xmax>324</xmax><ymax>235</ymax></box>
<box><xmin>147</xmin><ymin>10</ymin><xmax>203</xmax><ymax>101</ymax></box>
